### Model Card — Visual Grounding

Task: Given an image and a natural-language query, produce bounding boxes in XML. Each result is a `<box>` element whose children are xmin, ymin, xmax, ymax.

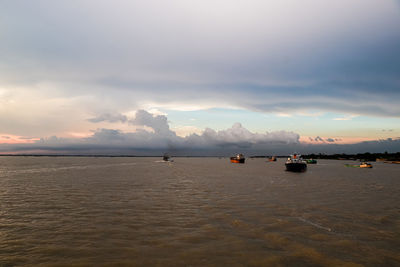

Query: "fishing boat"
<box><xmin>285</xmin><ymin>153</ymin><xmax>307</xmax><ymax>172</ymax></box>
<box><xmin>306</xmin><ymin>159</ymin><xmax>317</xmax><ymax>164</ymax></box>
<box><xmin>230</xmin><ymin>154</ymin><xmax>245</xmax><ymax>163</ymax></box>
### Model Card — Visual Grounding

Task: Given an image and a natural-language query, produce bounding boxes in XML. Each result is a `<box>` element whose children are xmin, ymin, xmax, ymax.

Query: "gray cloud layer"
<box><xmin>1</xmin><ymin>0</ymin><xmax>399</xmax><ymax>120</ymax></box>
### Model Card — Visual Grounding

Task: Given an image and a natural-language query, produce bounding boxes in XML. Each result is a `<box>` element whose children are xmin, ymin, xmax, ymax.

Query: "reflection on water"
<box><xmin>0</xmin><ymin>157</ymin><xmax>399</xmax><ymax>266</ymax></box>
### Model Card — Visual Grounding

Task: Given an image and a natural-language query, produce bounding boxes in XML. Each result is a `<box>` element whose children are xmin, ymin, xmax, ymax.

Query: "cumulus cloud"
<box><xmin>129</xmin><ymin>110</ymin><xmax>174</xmax><ymax>136</ymax></box>
<box><xmin>184</xmin><ymin>123</ymin><xmax>299</xmax><ymax>149</ymax></box>
<box><xmin>0</xmin><ymin>110</ymin><xmax>301</xmax><ymax>154</ymax></box>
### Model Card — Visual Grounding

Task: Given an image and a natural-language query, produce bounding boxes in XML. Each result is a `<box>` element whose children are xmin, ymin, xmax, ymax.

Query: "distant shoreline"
<box><xmin>0</xmin><ymin>152</ymin><xmax>399</xmax><ymax>161</ymax></box>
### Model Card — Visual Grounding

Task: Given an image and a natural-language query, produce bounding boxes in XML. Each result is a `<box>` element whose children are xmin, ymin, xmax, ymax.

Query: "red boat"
<box><xmin>230</xmin><ymin>154</ymin><xmax>245</xmax><ymax>163</ymax></box>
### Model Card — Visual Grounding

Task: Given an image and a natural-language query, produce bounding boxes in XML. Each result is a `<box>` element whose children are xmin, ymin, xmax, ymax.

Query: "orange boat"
<box><xmin>268</xmin><ymin>156</ymin><xmax>277</xmax><ymax>162</ymax></box>
<box><xmin>230</xmin><ymin>154</ymin><xmax>245</xmax><ymax>163</ymax></box>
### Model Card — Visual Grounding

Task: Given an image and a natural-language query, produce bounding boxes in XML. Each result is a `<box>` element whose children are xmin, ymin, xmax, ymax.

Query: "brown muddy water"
<box><xmin>0</xmin><ymin>157</ymin><xmax>399</xmax><ymax>266</ymax></box>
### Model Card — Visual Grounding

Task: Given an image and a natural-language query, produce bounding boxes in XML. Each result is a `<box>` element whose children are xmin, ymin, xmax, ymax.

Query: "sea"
<box><xmin>0</xmin><ymin>156</ymin><xmax>399</xmax><ymax>266</ymax></box>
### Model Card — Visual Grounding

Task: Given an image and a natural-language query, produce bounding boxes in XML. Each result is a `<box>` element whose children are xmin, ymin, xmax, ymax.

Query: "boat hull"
<box><xmin>285</xmin><ymin>163</ymin><xmax>307</xmax><ymax>172</ymax></box>
<box><xmin>360</xmin><ymin>165</ymin><xmax>372</xmax><ymax>168</ymax></box>
<box><xmin>230</xmin><ymin>158</ymin><xmax>245</xmax><ymax>163</ymax></box>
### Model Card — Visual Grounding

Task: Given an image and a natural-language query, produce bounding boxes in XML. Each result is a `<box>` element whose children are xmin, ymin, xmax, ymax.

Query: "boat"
<box><xmin>345</xmin><ymin>162</ymin><xmax>372</xmax><ymax>168</ymax></box>
<box><xmin>285</xmin><ymin>153</ymin><xmax>307</xmax><ymax>172</ymax></box>
<box><xmin>359</xmin><ymin>162</ymin><xmax>372</xmax><ymax>168</ymax></box>
<box><xmin>162</xmin><ymin>153</ymin><xmax>173</xmax><ymax>162</ymax></box>
<box><xmin>268</xmin><ymin>156</ymin><xmax>277</xmax><ymax>162</ymax></box>
<box><xmin>230</xmin><ymin>154</ymin><xmax>245</xmax><ymax>163</ymax></box>
<box><xmin>306</xmin><ymin>159</ymin><xmax>317</xmax><ymax>164</ymax></box>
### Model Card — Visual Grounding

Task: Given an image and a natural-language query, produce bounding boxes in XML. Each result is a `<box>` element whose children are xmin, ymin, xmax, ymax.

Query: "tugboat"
<box><xmin>285</xmin><ymin>153</ymin><xmax>307</xmax><ymax>172</ymax></box>
<box><xmin>230</xmin><ymin>154</ymin><xmax>245</xmax><ymax>163</ymax></box>
<box><xmin>268</xmin><ymin>156</ymin><xmax>277</xmax><ymax>162</ymax></box>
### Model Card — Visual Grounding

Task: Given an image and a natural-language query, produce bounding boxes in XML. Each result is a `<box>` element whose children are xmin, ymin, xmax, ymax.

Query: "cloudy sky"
<box><xmin>1</xmin><ymin>0</ymin><xmax>399</xmax><ymax>155</ymax></box>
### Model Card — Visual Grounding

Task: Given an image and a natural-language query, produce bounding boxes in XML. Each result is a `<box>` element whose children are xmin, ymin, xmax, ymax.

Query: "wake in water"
<box><xmin>297</xmin><ymin>217</ymin><xmax>332</xmax><ymax>232</ymax></box>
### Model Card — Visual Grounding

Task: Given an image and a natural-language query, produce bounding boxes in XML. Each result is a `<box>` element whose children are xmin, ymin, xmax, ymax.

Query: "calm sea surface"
<box><xmin>0</xmin><ymin>157</ymin><xmax>399</xmax><ymax>266</ymax></box>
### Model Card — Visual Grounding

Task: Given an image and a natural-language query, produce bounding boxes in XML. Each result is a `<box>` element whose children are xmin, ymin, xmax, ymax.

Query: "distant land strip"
<box><xmin>0</xmin><ymin>152</ymin><xmax>399</xmax><ymax>161</ymax></box>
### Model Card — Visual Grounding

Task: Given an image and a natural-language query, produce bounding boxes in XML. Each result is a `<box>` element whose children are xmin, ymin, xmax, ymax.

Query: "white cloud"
<box><xmin>129</xmin><ymin>110</ymin><xmax>175</xmax><ymax>137</ymax></box>
<box><xmin>333</xmin><ymin>115</ymin><xmax>359</xmax><ymax>121</ymax></box>
<box><xmin>172</xmin><ymin>126</ymin><xmax>203</xmax><ymax>137</ymax></box>
<box><xmin>186</xmin><ymin>123</ymin><xmax>299</xmax><ymax>148</ymax></box>
<box><xmin>0</xmin><ymin>110</ymin><xmax>300</xmax><ymax>154</ymax></box>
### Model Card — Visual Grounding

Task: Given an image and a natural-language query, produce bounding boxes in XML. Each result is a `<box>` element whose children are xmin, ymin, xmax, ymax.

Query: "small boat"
<box><xmin>285</xmin><ymin>153</ymin><xmax>307</xmax><ymax>172</ymax></box>
<box><xmin>306</xmin><ymin>159</ymin><xmax>317</xmax><ymax>164</ymax></box>
<box><xmin>268</xmin><ymin>156</ymin><xmax>277</xmax><ymax>162</ymax></box>
<box><xmin>345</xmin><ymin>162</ymin><xmax>372</xmax><ymax>168</ymax></box>
<box><xmin>163</xmin><ymin>153</ymin><xmax>173</xmax><ymax>162</ymax></box>
<box><xmin>359</xmin><ymin>162</ymin><xmax>372</xmax><ymax>168</ymax></box>
<box><xmin>230</xmin><ymin>154</ymin><xmax>245</xmax><ymax>163</ymax></box>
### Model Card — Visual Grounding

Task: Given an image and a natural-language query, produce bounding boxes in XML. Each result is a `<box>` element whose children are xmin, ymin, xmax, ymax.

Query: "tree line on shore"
<box><xmin>251</xmin><ymin>152</ymin><xmax>400</xmax><ymax>161</ymax></box>
<box><xmin>302</xmin><ymin>152</ymin><xmax>400</xmax><ymax>161</ymax></box>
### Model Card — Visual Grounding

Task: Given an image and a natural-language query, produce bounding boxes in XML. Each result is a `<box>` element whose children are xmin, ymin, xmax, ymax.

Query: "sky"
<box><xmin>0</xmin><ymin>0</ymin><xmax>400</xmax><ymax>155</ymax></box>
